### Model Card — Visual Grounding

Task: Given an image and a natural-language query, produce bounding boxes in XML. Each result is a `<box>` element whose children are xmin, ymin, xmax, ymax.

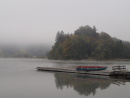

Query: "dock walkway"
<box><xmin>37</xmin><ymin>67</ymin><xmax>111</xmax><ymax>76</ymax></box>
<box><xmin>37</xmin><ymin>66</ymin><xmax>130</xmax><ymax>77</ymax></box>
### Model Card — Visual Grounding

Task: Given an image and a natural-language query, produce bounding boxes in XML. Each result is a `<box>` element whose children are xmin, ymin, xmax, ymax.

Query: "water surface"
<box><xmin>0</xmin><ymin>58</ymin><xmax>130</xmax><ymax>98</ymax></box>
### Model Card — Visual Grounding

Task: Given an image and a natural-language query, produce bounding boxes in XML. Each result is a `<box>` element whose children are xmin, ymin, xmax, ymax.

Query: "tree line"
<box><xmin>0</xmin><ymin>44</ymin><xmax>50</xmax><ymax>58</ymax></box>
<box><xmin>48</xmin><ymin>25</ymin><xmax>130</xmax><ymax>60</ymax></box>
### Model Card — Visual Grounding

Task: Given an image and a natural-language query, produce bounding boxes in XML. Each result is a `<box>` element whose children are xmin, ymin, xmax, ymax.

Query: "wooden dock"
<box><xmin>110</xmin><ymin>65</ymin><xmax>130</xmax><ymax>78</ymax></box>
<box><xmin>37</xmin><ymin>67</ymin><xmax>110</xmax><ymax>76</ymax></box>
<box><xmin>37</xmin><ymin>65</ymin><xmax>130</xmax><ymax>77</ymax></box>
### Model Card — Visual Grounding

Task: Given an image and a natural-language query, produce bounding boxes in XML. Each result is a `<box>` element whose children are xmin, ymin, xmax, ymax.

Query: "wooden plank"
<box><xmin>112</xmin><ymin>65</ymin><xmax>126</xmax><ymax>67</ymax></box>
<box><xmin>112</xmin><ymin>65</ymin><xmax>126</xmax><ymax>71</ymax></box>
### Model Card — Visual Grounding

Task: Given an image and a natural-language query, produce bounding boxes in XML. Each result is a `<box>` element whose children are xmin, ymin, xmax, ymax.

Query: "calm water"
<box><xmin>0</xmin><ymin>58</ymin><xmax>130</xmax><ymax>98</ymax></box>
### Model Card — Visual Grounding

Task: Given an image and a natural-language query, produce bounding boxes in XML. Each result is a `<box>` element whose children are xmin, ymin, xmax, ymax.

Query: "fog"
<box><xmin>0</xmin><ymin>0</ymin><xmax>130</xmax><ymax>46</ymax></box>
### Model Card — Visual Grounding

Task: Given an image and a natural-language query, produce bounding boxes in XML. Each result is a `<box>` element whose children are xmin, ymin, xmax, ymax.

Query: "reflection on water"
<box><xmin>0</xmin><ymin>58</ymin><xmax>130</xmax><ymax>98</ymax></box>
<box><xmin>54</xmin><ymin>72</ymin><xmax>130</xmax><ymax>97</ymax></box>
<box><xmin>110</xmin><ymin>76</ymin><xmax>130</xmax><ymax>86</ymax></box>
<box><xmin>54</xmin><ymin>73</ymin><xmax>111</xmax><ymax>96</ymax></box>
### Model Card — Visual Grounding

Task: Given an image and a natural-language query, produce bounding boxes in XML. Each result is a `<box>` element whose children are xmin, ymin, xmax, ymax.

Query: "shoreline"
<box><xmin>0</xmin><ymin>57</ymin><xmax>130</xmax><ymax>61</ymax></box>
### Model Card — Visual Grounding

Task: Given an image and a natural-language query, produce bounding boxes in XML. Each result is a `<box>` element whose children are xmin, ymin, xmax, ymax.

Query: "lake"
<box><xmin>0</xmin><ymin>58</ymin><xmax>130</xmax><ymax>98</ymax></box>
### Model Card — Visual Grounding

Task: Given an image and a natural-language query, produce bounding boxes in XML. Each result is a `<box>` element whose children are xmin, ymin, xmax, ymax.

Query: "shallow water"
<box><xmin>0</xmin><ymin>58</ymin><xmax>130</xmax><ymax>98</ymax></box>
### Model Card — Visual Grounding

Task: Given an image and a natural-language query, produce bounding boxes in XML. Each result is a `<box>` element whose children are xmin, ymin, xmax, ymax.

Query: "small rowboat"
<box><xmin>76</xmin><ymin>66</ymin><xmax>107</xmax><ymax>71</ymax></box>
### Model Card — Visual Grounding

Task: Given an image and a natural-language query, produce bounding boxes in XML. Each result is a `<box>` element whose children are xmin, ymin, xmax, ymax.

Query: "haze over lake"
<box><xmin>0</xmin><ymin>0</ymin><xmax>130</xmax><ymax>98</ymax></box>
<box><xmin>0</xmin><ymin>0</ymin><xmax>130</xmax><ymax>45</ymax></box>
<box><xmin>0</xmin><ymin>58</ymin><xmax>130</xmax><ymax>98</ymax></box>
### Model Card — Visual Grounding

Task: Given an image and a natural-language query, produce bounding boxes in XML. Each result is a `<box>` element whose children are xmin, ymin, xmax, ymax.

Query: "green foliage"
<box><xmin>74</xmin><ymin>25</ymin><xmax>99</xmax><ymax>39</ymax></box>
<box><xmin>48</xmin><ymin>25</ymin><xmax>130</xmax><ymax>60</ymax></box>
<box><xmin>61</xmin><ymin>35</ymin><xmax>89</xmax><ymax>60</ymax></box>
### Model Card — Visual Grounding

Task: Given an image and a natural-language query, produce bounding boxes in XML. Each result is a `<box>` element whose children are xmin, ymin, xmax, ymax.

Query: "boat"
<box><xmin>76</xmin><ymin>66</ymin><xmax>107</xmax><ymax>71</ymax></box>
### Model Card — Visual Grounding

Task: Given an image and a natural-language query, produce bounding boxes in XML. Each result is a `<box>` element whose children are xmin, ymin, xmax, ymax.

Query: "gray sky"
<box><xmin>0</xmin><ymin>0</ymin><xmax>130</xmax><ymax>45</ymax></box>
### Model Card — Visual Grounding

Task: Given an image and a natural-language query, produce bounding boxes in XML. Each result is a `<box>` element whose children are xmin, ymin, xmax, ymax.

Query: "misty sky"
<box><xmin>0</xmin><ymin>0</ymin><xmax>130</xmax><ymax>45</ymax></box>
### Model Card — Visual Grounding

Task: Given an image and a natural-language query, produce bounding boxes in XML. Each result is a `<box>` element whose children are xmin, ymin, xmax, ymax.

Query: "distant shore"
<box><xmin>0</xmin><ymin>57</ymin><xmax>130</xmax><ymax>61</ymax></box>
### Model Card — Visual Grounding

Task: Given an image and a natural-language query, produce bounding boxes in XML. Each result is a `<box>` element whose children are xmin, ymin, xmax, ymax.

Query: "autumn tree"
<box><xmin>48</xmin><ymin>25</ymin><xmax>130</xmax><ymax>60</ymax></box>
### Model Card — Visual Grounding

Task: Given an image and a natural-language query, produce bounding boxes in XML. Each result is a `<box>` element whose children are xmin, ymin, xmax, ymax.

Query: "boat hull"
<box><xmin>76</xmin><ymin>67</ymin><xmax>107</xmax><ymax>71</ymax></box>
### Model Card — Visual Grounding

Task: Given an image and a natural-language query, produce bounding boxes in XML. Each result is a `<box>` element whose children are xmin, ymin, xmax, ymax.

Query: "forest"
<box><xmin>48</xmin><ymin>25</ymin><xmax>130</xmax><ymax>60</ymax></box>
<box><xmin>0</xmin><ymin>44</ymin><xmax>50</xmax><ymax>58</ymax></box>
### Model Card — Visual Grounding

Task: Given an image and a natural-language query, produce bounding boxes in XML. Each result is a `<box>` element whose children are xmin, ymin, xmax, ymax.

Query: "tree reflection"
<box><xmin>54</xmin><ymin>73</ymin><xmax>111</xmax><ymax>96</ymax></box>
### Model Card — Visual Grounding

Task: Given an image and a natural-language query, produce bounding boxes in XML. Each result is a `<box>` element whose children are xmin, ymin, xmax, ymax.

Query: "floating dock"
<box><xmin>37</xmin><ymin>67</ymin><xmax>111</xmax><ymax>76</ymax></box>
<box><xmin>37</xmin><ymin>66</ymin><xmax>130</xmax><ymax>77</ymax></box>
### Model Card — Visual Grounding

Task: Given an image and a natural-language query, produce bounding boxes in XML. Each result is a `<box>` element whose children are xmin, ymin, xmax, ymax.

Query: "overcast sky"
<box><xmin>0</xmin><ymin>0</ymin><xmax>130</xmax><ymax>45</ymax></box>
